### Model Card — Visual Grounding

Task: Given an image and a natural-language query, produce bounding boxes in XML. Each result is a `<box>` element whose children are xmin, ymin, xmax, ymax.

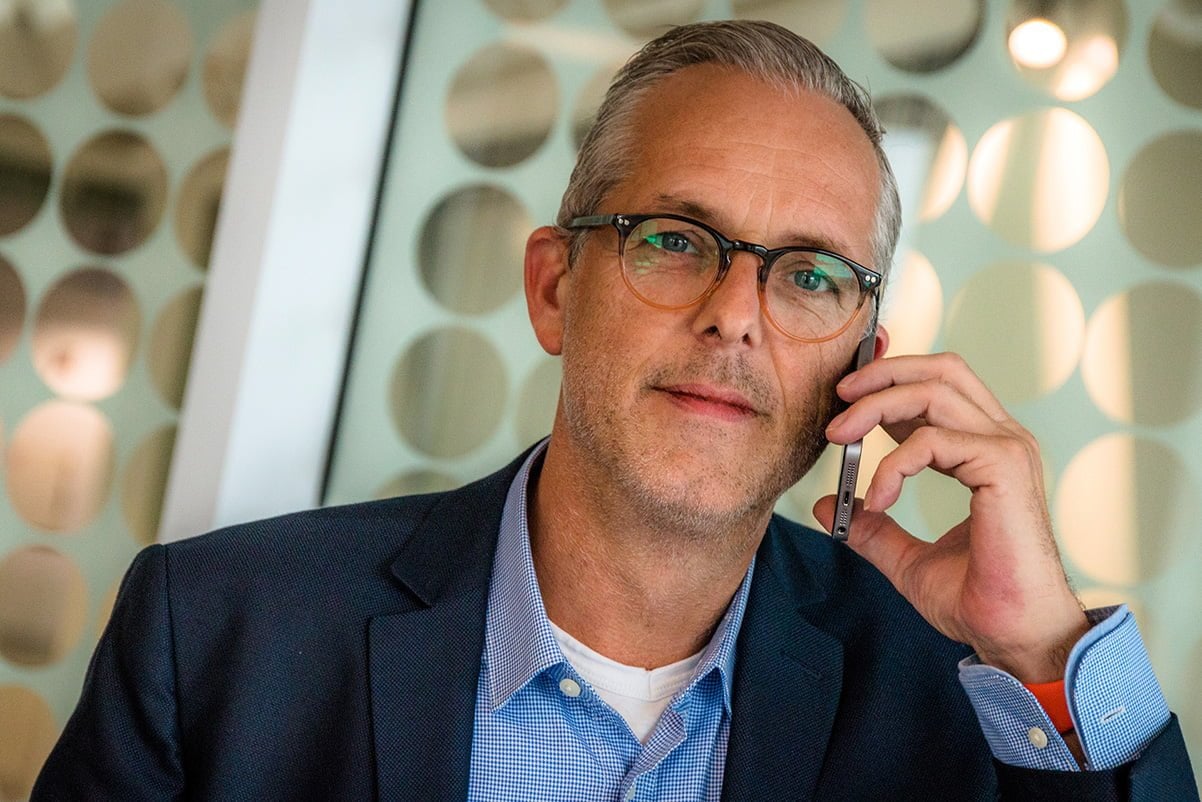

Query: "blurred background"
<box><xmin>1</xmin><ymin>0</ymin><xmax>1200</xmax><ymax>797</ymax></box>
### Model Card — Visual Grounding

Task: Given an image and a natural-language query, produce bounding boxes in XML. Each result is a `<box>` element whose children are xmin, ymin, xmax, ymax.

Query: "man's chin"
<box><xmin>620</xmin><ymin>467</ymin><xmax>782</xmax><ymax>537</ymax></box>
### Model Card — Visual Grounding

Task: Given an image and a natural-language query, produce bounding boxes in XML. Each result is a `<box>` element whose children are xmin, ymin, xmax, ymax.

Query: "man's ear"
<box><xmin>873</xmin><ymin>324</ymin><xmax>890</xmax><ymax>359</ymax></box>
<box><xmin>525</xmin><ymin>225</ymin><xmax>571</xmax><ymax>356</ymax></box>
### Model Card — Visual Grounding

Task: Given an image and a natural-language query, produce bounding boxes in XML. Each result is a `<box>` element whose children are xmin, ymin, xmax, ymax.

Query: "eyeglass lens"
<box><xmin>621</xmin><ymin>217</ymin><xmax>864</xmax><ymax>341</ymax></box>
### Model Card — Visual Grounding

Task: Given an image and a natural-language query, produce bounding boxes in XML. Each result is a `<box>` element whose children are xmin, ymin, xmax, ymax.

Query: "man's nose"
<box><xmin>691</xmin><ymin>251</ymin><xmax>764</xmax><ymax>347</ymax></box>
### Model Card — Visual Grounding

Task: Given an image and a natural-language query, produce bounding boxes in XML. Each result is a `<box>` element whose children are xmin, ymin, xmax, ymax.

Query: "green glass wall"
<box><xmin>0</xmin><ymin>1</ymin><xmax>257</xmax><ymax>796</ymax></box>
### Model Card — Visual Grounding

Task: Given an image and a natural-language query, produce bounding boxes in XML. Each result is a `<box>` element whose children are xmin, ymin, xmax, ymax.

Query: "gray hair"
<box><xmin>557</xmin><ymin>19</ymin><xmax>901</xmax><ymax>289</ymax></box>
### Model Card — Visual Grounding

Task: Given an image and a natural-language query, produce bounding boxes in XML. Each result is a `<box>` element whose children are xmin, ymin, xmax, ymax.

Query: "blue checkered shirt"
<box><xmin>467</xmin><ymin>443</ymin><xmax>1169</xmax><ymax>798</ymax></box>
<box><xmin>467</xmin><ymin>444</ymin><xmax>750</xmax><ymax>802</ymax></box>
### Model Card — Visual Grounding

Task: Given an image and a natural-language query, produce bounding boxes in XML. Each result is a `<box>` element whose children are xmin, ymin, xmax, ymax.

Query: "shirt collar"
<box><xmin>482</xmin><ymin>439</ymin><xmax>754</xmax><ymax>715</ymax></box>
<box><xmin>483</xmin><ymin>441</ymin><xmax>564</xmax><ymax>710</ymax></box>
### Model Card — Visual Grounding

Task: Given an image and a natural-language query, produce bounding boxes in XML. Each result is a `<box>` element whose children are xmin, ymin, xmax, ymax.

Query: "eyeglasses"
<box><xmin>566</xmin><ymin>213</ymin><xmax>881</xmax><ymax>343</ymax></box>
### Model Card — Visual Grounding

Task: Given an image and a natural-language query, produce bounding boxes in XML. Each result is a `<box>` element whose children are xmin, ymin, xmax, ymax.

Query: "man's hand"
<box><xmin>814</xmin><ymin>352</ymin><xmax>1090</xmax><ymax>683</ymax></box>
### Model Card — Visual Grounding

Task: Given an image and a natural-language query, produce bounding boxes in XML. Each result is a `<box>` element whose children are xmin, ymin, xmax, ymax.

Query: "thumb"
<box><xmin>813</xmin><ymin>494</ymin><xmax>929</xmax><ymax>591</ymax></box>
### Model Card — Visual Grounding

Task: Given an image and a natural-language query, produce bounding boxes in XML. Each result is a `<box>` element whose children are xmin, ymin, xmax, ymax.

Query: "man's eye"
<box><xmin>792</xmin><ymin>269</ymin><xmax>833</xmax><ymax>292</ymax></box>
<box><xmin>645</xmin><ymin>232</ymin><xmax>693</xmax><ymax>253</ymax></box>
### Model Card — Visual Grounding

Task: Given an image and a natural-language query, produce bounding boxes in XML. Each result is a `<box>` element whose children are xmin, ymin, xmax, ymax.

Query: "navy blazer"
<box><xmin>33</xmin><ymin>453</ymin><xmax>1197</xmax><ymax>800</ymax></box>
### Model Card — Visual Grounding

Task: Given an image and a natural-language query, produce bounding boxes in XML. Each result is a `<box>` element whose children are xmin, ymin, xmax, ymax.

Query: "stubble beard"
<box><xmin>558</xmin><ymin>346</ymin><xmax>838</xmax><ymax>551</ymax></box>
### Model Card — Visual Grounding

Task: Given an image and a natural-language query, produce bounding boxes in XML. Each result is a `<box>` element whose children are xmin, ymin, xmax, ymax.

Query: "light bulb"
<box><xmin>1009</xmin><ymin>17</ymin><xmax>1068</xmax><ymax>69</ymax></box>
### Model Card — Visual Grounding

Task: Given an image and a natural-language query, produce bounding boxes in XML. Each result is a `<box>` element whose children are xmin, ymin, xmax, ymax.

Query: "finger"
<box><xmin>811</xmin><ymin>493</ymin><xmax>890</xmax><ymax>544</ymax></box>
<box><xmin>814</xmin><ymin>494</ymin><xmax>933</xmax><ymax>595</ymax></box>
<box><xmin>826</xmin><ymin>379</ymin><xmax>1004</xmax><ymax>444</ymax></box>
<box><xmin>879</xmin><ymin>418</ymin><xmax>927</xmax><ymax>448</ymax></box>
<box><xmin>812</xmin><ymin>493</ymin><xmax>839</xmax><ymax>534</ymax></box>
<box><xmin>839</xmin><ymin>352</ymin><xmax>1010</xmax><ymax>423</ymax></box>
<box><xmin>864</xmin><ymin>426</ymin><xmax>1038</xmax><ymax>523</ymax></box>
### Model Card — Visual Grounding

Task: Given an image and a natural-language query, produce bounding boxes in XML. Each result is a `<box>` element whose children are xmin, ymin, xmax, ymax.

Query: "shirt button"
<box><xmin>1027</xmin><ymin>726</ymin><xmax>1049</xmax><ymax>749</ymax></box>
<box><xmin>624</xmin><ymin>784</ymin><xmax>636</xmax><ymax>801</ymax></box>
<box><xmin>558</xmin><ymin>677</ymin><xmax>581</xmax><ymax>698</ymax></box>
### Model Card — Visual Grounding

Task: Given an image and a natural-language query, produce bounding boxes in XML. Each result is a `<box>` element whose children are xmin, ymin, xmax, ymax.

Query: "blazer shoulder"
<box><xmin>153</xmin><ymin>452</ymin><xmax>526</xmax><ymax>604</ymax></box>
<box><xmin>166</xmin><ymin>452</ymin><xmax>524</xmax><ymax>561</ymax></box>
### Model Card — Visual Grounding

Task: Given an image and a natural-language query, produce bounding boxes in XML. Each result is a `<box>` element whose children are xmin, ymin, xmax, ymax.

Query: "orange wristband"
<box><xmin>1023</xmin><ymin>679</ymin><xmax>1074</xmax><ymax>734</ymax></box>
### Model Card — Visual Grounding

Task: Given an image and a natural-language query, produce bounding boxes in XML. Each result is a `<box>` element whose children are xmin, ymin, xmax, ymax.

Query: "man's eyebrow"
<box><xmin>650</xmin><ymin>194</ymin><xmax>717</xmax><ymax>224</ymax></box>
<box><xmin>648</xmin><ymin>193</ymin><xmax>857</xmax><ymax>257</ymax></box>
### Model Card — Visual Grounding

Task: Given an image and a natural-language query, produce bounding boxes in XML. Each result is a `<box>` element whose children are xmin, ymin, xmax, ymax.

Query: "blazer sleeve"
<box><xmin>31</xmin><ymin>544</ymin><xmax>186</xmax><ymax>801</ymax></box>
<box><xmin>994</xmin><ymin>714</ymin><xmax>1199</xmax><ymax>801</ymax></box>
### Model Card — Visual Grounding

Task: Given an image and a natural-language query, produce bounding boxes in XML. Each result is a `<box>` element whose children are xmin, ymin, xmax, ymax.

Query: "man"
<box><xmin>34</xmin><ymin>20</ymin><xmax>1195</xmax><ymax>801</ymax></box>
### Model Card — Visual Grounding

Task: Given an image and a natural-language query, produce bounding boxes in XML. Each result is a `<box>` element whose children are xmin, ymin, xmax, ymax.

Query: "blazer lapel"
<box><xmin>366</xmin><ymin>462</ymin><xmax>521</xmax><ymax>801</ymax></box>
<box><xmin>369</xmin><ymin>590</ymin><xmax>488</xmax><ymax>801</ymax></box>
<box><xmin>723</xmin><ymin>523</ymin><xmax>844</xmax><ymax>801</ymax></box>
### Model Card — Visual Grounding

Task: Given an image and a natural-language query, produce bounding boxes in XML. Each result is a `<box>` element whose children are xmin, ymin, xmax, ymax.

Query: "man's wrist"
<box><xmin>972</xmin><ymin>606</ymin><xmax>1090</xmax><ymax>684</ymax></box>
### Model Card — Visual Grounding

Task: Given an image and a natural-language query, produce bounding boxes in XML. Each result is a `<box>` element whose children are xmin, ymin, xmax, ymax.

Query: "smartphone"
<box><xmin>832</xmin><ymin>331</ymin><xmax>876</xmax><ymax>541</ymax></box>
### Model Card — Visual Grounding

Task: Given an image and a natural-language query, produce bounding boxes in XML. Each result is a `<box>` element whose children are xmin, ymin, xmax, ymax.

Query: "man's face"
<box><xmin>552</xmin><ymin>64</ymin><xmax>882</xmax><ymax>535</ymax></box>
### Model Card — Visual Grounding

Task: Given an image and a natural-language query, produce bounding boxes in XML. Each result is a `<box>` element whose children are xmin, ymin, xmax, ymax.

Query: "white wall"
<box><xmin>159</xmin><ymin>0</ymin><xmax>413</xmax><ymax>540</ymax></box>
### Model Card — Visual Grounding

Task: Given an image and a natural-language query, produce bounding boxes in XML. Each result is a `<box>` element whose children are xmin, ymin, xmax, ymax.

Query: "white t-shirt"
<box><xmin>550</xmin><ymin>620</ymin><xmax>703</xmax><ymax>743</ymax></box>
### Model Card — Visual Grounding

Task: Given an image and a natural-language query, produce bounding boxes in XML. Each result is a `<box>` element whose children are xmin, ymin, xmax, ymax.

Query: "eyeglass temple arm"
<box><xmin>566</xmin><ymin>214</ymin><xmax>619</xmax><ymax>228</ymax></box>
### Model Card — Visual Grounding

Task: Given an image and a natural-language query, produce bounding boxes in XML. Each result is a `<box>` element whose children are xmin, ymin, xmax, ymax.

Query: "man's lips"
<box><xmin>656</xmin><ymin>383</ymin><xmax>761</xmax><ymax>420</ymax></box>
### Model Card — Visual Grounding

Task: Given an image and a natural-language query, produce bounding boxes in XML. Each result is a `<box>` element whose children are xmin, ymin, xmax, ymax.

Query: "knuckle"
<box><xmin>1006</xmin><ymin>423</ymin><xmax>1040</xmax><ymax>454</ymax></box>
<box><xmin>997</xmin><ymin>434</ymin><xmax>1033</xmax><ymax>463</ymax></box>
<box><xmin>911</xmin><ymin>424</ymin><xmax>942</xmax><ymax>449</ymax></box>
<box><xmin>933</xmin><ymin>351</ymin><xmax>968</xmax><ymax>375</ymax></box>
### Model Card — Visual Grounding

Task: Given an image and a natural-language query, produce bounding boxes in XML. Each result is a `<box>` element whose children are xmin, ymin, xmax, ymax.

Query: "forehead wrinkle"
<box><xmin>704</xmin><ymin>130</ymin><xmax>872</xmax><ymax>194</ymax></box>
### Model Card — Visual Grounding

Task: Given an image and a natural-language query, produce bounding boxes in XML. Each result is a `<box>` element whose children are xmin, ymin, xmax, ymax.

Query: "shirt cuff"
<box><xmin>957</xmin><ymin>605</ymin><xmax>1170</xmax><ymax>771</ymax></box>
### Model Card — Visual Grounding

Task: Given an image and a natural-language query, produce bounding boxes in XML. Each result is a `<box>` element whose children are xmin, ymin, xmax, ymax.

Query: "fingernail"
<box><xmin>826</xmin><ymin>412</ymin><xmax>846</xmax><ymax>433</ymax></box>
<box><xmin>862</xmin><ymin>488</ymin><xmax>876</xmax><ymax>512</ymax></box>
<box><xmin>837</xmin><ymin>373</ymin><xmax>857</xmax><ymax>390</ymax></box>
